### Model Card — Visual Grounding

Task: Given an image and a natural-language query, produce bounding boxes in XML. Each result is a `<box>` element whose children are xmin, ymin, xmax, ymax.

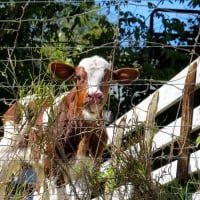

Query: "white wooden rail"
<box><xmin>107</xmin><ymin>57</ymin><xmax>200</xmax><ymax>146</ymax></box>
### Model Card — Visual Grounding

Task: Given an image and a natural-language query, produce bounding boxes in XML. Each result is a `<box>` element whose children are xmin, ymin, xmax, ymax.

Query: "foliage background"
<box><xmin>0</xmin><ymin>0</ymin><xmax>199</xmax><ymax>130</ymax></box>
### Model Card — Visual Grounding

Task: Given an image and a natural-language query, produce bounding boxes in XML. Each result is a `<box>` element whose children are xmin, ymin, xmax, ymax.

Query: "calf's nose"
<box><xmin>87</xmin><ymin>92</ymin><xmax>103</xmax><ymax>104</ymax></box>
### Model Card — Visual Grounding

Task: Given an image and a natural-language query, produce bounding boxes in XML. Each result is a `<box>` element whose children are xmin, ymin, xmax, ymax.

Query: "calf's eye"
<box><xmin>76</xmin><ymin>75</ymin><xmax>81</xmax><ymax>81</ymax></box>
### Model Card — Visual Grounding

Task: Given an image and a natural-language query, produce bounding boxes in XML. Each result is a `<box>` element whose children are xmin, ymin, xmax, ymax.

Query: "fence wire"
<box><xmin>0</xmin><ymin>0</ymin><xmax>200</xmax><ymax>199</ymax></box>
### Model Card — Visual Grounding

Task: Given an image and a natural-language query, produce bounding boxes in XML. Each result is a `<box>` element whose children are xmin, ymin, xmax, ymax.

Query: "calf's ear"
<box><xmin>113</xmin><ymin>68</ymin><xmax>140</xmax><ymax>84</ymax></box>
<box><xmin>49</xmin><ymin>62</ymin><xmax>75</xmax><ymax>80</ymax></box>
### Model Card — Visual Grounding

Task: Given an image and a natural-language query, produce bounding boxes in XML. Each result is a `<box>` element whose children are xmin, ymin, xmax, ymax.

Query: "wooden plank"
<box><xmin>144</xmin><ymin>91</ymin><xmax>159</xmax><ymax>172</ymax></box>
<box><xmin>152</xmin><ymin>105</ymin><xmax>200</xmax><ymax>151</ymax></box>
<box><xmin>144</xmin><ymin>91</ymin><xmax>159</xmax><ymax>154</ymax></box>
<box><xmin>152</xmin><ymin>160</ymin><xmax>178</xmax><ymax>185</ymax></box>
<box><xmin>152</xmin><ymin>149</ymin><xmax>200</xmax><ymax>185</ymax></box>
<box><xmin>177</xmin><ymin>61</ymin><xmax>197</xmax><ymax>185</ymax></box>
<box><xmin>106</xmin><ymin>104</ymin><xmax>200</xmax><ymax>160</ymax></box>
<box><xmin>189</xmin><ymin>149</ymin><xmax>200</xmax><ymax>173</ymax></box>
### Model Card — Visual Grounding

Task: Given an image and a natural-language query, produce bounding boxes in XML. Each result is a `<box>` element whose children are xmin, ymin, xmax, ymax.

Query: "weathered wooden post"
<box><xmin>176</xmin><ymin>61</ymin><xmax>197</xmax><ymax>185</ymax></box>
<box><xmin>144</xmin><ymin>90</ymin><xmax>159</xmax><ymax>172</ymax></box>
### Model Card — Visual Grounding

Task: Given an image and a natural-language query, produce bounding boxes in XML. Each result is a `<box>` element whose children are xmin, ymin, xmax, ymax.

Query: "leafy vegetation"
<box><xmin>0</xmin><ymin>1</ymin><xmax>199</xmax><ymax>115</ymax></box>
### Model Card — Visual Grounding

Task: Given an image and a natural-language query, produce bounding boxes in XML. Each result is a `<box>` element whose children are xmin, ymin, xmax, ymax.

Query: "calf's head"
<box><xmin>50</xmin><ymin>55</ymin><xmax>139</xmax><ymax>119</ymax></box>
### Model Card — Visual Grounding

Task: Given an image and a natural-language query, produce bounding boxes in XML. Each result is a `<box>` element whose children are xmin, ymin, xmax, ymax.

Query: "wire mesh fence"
<box><xmin>0</xmin><ymin>0</ymin><xmax>200</xmax><ymax>199</ymax></box>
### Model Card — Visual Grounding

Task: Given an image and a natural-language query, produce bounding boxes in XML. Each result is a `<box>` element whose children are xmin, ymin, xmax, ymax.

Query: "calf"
<box><xmin>1</xmin><ymin>55</ymin><xmax>139</xmax><ymax>199</ymax></box>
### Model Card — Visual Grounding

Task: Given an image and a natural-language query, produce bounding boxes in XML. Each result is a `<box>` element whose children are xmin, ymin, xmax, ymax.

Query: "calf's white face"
<box><xmin>79</xmin><ymin>56</ymin><xmax>110</xmax><ymax>95</ymax></box>
<box><xmin>76</xmin><ymin>56</ymin><xmax>111</xmax><ymax>115</ymax></box>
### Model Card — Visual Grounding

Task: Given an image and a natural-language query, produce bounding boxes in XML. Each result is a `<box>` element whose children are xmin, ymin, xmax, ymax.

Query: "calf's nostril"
<box><xmin>87</xmin><ymin>92</ymin><xmax>103</xmax><ymax>103</ymax></box>
<box><xmin>87</xmin><ymin>94</ymin><xmax>92</xmax><ymax>99</ymax></box>
<box><xmin>95</xmin><ymin>93</ymin><xmax>103</xmax><ymax>100</ymax></box>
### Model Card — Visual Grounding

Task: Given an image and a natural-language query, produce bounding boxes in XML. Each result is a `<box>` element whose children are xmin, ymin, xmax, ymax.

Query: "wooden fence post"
<box><xmin>144</xmin><ymin>90</ymin><xmax>159</xmax><ymax>172</ymax></box>
<box><xmin>176</xmin><ymin>61</ymin><xmax>197</xmax><ymax>185</ymax></box>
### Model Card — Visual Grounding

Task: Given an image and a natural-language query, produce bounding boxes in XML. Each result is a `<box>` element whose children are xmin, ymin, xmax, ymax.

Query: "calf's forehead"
<box><xmin>78</xmin><ymin>56</ymin><xmax>111</xmax><ymax>85</ymax></box>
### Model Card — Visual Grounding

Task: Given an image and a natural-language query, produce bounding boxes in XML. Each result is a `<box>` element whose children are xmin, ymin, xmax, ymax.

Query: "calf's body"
<box><xmin>1</xmin><ymin>55</ymin><xmax>139</xmax><ymax>199</ymax></box>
